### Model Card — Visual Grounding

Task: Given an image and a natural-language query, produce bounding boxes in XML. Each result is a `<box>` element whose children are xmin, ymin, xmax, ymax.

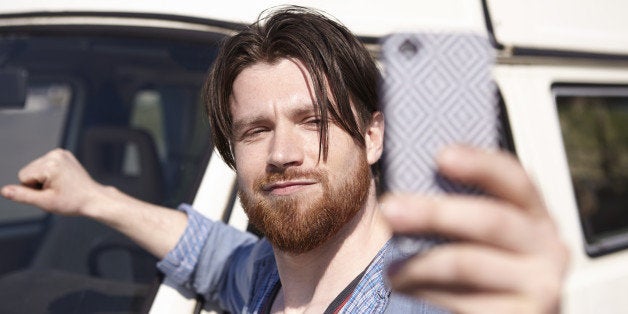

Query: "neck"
<box><xmin>271</xmin><ymin>183</ymin><xmax>391</xmax><ymax>313</ymax></box>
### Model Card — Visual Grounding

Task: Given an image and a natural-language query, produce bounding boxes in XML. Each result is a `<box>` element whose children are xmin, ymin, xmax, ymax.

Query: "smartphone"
<box><xmin>379</xmin><ymin>32</ymin><xmax>502</xmax><ymax>256</ymax></box>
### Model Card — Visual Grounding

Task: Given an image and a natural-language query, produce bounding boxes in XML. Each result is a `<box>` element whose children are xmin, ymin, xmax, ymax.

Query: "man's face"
<box><xmin>230</xmin><ymin>58</ymin><xmax>373</xmax><ymax>254</ymax></box>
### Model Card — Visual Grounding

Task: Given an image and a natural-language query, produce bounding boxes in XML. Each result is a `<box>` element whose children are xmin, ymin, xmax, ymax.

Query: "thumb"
<box><xmin>1</xmin><ymin>184</ymin><xmax>53</xmax><ymax>209</ymax></box>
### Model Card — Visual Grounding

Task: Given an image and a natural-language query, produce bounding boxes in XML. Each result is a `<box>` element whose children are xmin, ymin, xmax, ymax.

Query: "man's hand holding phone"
<box><xmin>383</xmin><ymin>145</ymin><xmax>569</xmax><ymax>313</ymax></box>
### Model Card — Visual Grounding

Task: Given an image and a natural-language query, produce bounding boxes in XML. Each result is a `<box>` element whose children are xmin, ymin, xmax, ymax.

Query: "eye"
<box><xmin>249</xmin><ymin>127</ymin><xmax>268</xmax><ymax>135</ymax></box>
<box><xmin>303</xmin><ymin>117</ymin><xmax>322</xmax><ymax>129</ymax></box>
<box><xmin>239</xmin><ymin>127</ymin><xmax>268</xmax><ymax>141</ymax></box>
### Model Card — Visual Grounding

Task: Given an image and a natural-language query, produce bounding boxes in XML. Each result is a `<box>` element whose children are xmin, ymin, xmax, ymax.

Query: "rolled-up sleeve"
<box><xmin>157</xmin><ymin>203</ymin><xmax>259</xmax><ymax>309</ymax></box>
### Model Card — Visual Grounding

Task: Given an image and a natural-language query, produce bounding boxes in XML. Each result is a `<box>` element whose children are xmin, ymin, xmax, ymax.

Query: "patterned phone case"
<box><xmin>379</xmin><ymin>33</ymin><xmax>501</xmax><ymax>255</ymax></box>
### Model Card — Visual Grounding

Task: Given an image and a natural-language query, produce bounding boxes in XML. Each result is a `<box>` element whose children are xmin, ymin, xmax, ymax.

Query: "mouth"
<box><xmin>261</xmin><ymin>179</ymin><xmax>318</xmax><ymax>196</ymax></box>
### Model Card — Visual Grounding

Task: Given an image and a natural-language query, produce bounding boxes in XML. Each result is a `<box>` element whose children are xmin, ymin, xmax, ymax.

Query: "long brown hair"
<box><xmin>203</xmin><ymin>6</ymin><xmax>379</xmax><ymax>169</ymax></box>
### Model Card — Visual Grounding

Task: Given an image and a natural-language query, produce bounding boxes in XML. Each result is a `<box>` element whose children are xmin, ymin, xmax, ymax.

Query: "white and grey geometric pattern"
<box><xmin>380</xmin><ymin>33</ymin><xmax>500</xmax><ymax>195</ymax></box>
<box><xmin>379</xmin><ymin>33</ymin><xmax>500</xmax><ymax>256</ymax></box>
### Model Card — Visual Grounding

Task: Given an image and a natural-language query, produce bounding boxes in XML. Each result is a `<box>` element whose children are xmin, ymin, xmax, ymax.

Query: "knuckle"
<box><xmin>510</xmin><ymin>172</ymin><xmax>536</xmax><ymax>197</ymax></box>
<box><xmin>550</xmin><ymin>239</ymin><xmax>570</xmax><ymax>270</ymax></box>
<box><xmin>534</xmin><ymin>219</ymin><xmax>554</xmax><ymax>235</ymax></box>
<box><xmin>49</xmin><ymin>148</ymin><xmax>65</xmax><ymax>157</ymax></box>
<box><xmin>45</xmin><ymin>158</ymin><xmax>60</xmax><ymax>171</ymax></box>
<box><xmin>17</xmin><ymin>168</ymin><xmax>27</xmax><ymax>180</ymax></box>
<box><xmin>418</xmin><ymin>198</ymin><xmax>443</xmax><ymax>230</ymax></box>
<box><xmin>535</xmin><ymin>220</ymin><xmax>567</xmax><ymax>256</ymax></box>
<box><xmin>48</xmin><ymin>148</ymin><xmax>72</xmax><ymax>162</ymax></box>
<box><xmin>452</xmin><ymin>257</ymin><xmax>475</xmax><ymax>282</ymax></box>
<box><xmin>437</xmin><ymin>247</ymin><xmax>473</xmax><ymax>282</ymax></box>
<box><xmin>479</xmin><ymin>208</ymin><xmax>513</xmax><ymax>241</ymax></box>
<box><xmin>471</xmin><ymin>200</ymin><xmax>523</xmax><ymax>244</ymax></box>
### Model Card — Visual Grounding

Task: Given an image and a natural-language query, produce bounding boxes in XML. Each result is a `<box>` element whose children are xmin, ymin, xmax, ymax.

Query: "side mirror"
<box><xmin>0</xmin><ymin>68</ymin><xmax>28</xmax><ymax>109</ymax></box>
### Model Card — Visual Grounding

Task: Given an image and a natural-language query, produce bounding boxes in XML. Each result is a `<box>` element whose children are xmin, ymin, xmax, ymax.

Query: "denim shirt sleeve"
<box><xmin>157</xmin><ymin>204</ymin><xmax>260</xmax><ymax>311</ymax></box>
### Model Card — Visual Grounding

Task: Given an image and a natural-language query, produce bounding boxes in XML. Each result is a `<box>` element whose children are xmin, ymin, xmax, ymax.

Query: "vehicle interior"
<box><xmin>0</xmin><ymin>28</ymin><xmax>225</xmax><ymax>313</ymax></box>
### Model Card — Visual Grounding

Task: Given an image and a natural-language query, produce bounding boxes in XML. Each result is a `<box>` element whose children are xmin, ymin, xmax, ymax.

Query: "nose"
<box><xmin>267</xmin><ymin>125</ymin><xmax>304</xmax><ymax>171</ymax></box>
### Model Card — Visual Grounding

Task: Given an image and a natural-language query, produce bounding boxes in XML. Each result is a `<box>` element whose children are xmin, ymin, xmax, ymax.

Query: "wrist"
<box><xmin>80</xmin><ymin>184</ymin><xmax>128</xmax><ymax>223</ymax></box>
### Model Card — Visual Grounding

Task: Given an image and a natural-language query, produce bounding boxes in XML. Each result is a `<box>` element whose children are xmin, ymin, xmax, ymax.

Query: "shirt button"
<box><xmin>377</xmin><ymin>288</ymin><xmax>389</xmax><ymax>299</ymax></box>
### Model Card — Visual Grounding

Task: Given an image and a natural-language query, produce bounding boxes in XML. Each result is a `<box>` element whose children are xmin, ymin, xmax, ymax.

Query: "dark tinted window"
<box><xmin>0</xmin><ymin>32</ymin><xmax>222</xmax><ymax>313</ymax></box>
<box><xmin>555</xmin><ymin>85</ymin><xmax>628</xmax><ymax>256</ymax></box>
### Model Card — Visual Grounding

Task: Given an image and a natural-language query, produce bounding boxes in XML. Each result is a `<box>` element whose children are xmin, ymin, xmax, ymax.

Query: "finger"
<box><xmin>17</xmin><ymin>149</ymin><xmax>72</xmax><ymax>188</ymax></box>
<box><xmin>387</xmin><ymin>244</ymin><xmax>528</xmax><ymax>294</ymax></box>
<box><xmin>1</xmin><ymin>184</ymin><xmax>54</xmax><ymax>210</ymax></box>
<box><xmin>18</xmin><ymin>172</ymin><xmax>47</xmax><ymax>189</ymax></box>
<box><xmin>17</xmin><ymin>156</ymin><xmax>53</xmax><ymax>187</ymax></box>
<box><xmin>387</xmin><ymin>243</ymin><xmax>565</xmax><ymax>313</ymax></box>
<box><xmin>437</xmin><ymin>146</ymin><xmax>545</xmax><ymax>215</ymax></box>
<box><xmin>409</xmin><ymin>290</ymin><xmax>538</xmax><ymax>314</ymax></box>
<box><xmin>382</xmin><ymin>194</ymin><xmax>542</xmax><ymax>252</ymax></box>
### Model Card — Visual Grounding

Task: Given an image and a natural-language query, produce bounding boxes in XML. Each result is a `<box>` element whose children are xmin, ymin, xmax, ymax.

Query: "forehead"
<box><xmin>229</xmin><ymin>58</ymin><xmax>316</xmax><ymax>117</ymax></box>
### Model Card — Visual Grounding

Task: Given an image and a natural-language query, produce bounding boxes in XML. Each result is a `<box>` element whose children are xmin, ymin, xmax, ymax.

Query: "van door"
<box><xmin>0</xmin><ymin>24</ymin><xmax>228</xmax><ymax>313</ymax></box>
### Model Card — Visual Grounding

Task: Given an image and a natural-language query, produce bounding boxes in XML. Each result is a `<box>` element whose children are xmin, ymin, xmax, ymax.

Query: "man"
<box><xmin>1</xmin><ymin>6</ymin><xmax>567</xmax><ymax>313</ymax></box>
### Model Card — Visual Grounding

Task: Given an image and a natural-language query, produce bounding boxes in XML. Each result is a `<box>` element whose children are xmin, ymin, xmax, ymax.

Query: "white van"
<box><xmin>0</xmin><ymin>1</ymin><xmax>626</xmax><ymax>313</ymax></box>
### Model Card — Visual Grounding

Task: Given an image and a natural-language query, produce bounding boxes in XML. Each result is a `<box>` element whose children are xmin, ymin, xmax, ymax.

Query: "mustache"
<box><xmin>255</xmin><ymin>168</ymin><xmax>326</xmax><ymax>190</ymax></box>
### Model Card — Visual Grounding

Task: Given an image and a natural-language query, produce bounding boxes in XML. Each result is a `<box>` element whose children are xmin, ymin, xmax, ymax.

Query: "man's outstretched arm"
<box><xmin>382</xmin><ymin>146</ymin><xmax>569</xmax><ymax>314</ymax></box>
<box><xmin>0</xmin><ymin>148</ymin><xmax>188</xmax><ymax>259</ymax></box>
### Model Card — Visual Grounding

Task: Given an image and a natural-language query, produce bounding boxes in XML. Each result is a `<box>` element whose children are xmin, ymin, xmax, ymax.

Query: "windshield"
<box><xmin>0</xmin><ymin>30</ymin><xmax>222</xmax><ymax>313</ymax></box>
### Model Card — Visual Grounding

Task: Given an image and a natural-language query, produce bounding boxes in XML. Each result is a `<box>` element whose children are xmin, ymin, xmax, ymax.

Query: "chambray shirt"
<box><xmin>157</xmin><ymin>204</ymin><xmax>448</xmax><ymax>313</ymax></box>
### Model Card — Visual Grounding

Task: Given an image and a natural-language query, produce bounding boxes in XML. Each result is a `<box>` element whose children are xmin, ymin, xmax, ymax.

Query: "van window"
<box><xmin>0</xmin><ymin>83</ymin><xmax>71</xmax><ymax>223</ymax></box>
<box><xmin>130</xmin><ymin>91</ymin><xmax>167</xmax><ymax>161</ymax></box>
<box><xmin>554</xmin><ymin>85</ymin><xmax>628</xmax><ymax>256</ymax></box>
<box><xmin>0</xmin><ymin>32</ymin><xmax>221</xmax><ymax>313</ymax></box>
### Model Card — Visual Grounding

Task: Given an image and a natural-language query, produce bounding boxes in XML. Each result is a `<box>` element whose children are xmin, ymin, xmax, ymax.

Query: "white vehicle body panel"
<box><xmin>494</xmin><ymin>64</ymin><xmax>628</xmax><ymax>313</ymax></box>
<box><xmin>0</xmin><ymin>0</ymin><xmax>486</xmax><ymax>36</ymax></box>
<box><xmin>487</xmin><ymin>0</ymin><xmax>628</xmax><ymax>55</ymax></box>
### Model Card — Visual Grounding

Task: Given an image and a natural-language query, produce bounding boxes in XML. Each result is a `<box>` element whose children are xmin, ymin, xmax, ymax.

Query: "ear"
<box><xmin>365</xmin><ymin>111</ymin><xmax>384</xmax><ymax>165</ymax></box>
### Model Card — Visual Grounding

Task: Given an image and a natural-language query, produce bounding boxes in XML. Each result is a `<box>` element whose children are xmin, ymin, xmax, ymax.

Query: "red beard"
<box><xmin>239</xmin><ymin>154</ymin><xmax>371</xmax><ymax>254</ymax></box>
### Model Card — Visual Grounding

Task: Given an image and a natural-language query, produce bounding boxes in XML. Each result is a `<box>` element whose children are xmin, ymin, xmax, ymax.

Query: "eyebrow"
<box><xmin>232</xmin><ymin>103</ymin><xmax>320</xmax><ymax>133</ymax></box>
<box><xmin>232</xmin><ymin>116</ymin><xmax>267</xmax><ymax>135</ymax></box>
<box><xmin>291</xmin><ymin>105</ymin><xmax>319</xmax><ymax>120</ymax></box>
